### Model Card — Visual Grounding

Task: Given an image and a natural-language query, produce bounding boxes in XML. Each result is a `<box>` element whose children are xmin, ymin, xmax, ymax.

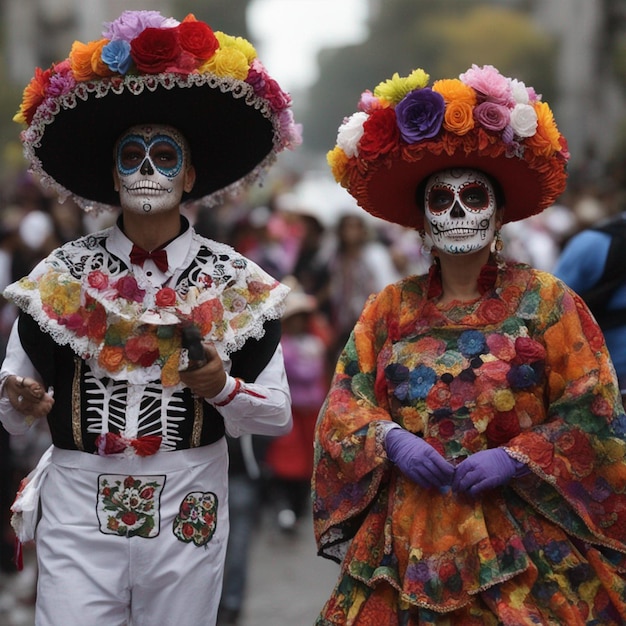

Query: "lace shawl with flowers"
<box><xmin>4</xmin><ymin>228</ymin><xmax>288</xmax><ymax>388</ymax></box>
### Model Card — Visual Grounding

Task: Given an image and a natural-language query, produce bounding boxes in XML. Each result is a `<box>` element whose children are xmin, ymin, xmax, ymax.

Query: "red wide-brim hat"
<box><xmin>327</xmin><ymin>65</ymin><xmax>569</xmax><ymax>230</ymax></box>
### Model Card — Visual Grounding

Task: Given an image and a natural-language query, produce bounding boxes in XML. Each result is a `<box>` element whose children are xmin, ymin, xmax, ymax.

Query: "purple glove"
<box><xmin>452</xmin><ymin>448</ymin><xmax>528</xmax><ymax>497</ymax></box>
<box><xmin>385</xmin><ymin>427</ymin><xmax>456</xmax><ymax>491</ymax></box>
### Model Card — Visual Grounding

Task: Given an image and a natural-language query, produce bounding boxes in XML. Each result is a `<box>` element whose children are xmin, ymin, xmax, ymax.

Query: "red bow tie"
<box><xmin>130</xmin><ymin>244</ymin><xmax>168</xmax><ymax>272</ymax></box>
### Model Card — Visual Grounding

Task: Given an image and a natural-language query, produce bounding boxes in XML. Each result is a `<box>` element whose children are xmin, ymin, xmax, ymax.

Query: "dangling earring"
<box><xmin>492</xmin><ymin>229</ymin><xmax>504</xmax><ymax>254</ymax></box>
<box><xmin>420</xmin><ymin>230</ymin><xmax>432</xmax><ymax>255</ymax></box>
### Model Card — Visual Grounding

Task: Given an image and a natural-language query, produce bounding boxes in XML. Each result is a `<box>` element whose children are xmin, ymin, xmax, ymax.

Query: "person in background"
<box><xmin>327</xmin><ymin>212</ymin><xmax>402</xmax><ymax>365</ymax></box>
<box><xmin>313</xmin><ymin>64</ymin><xmax>626</xmax><ymax>624</ymax></box>
<box><xmin>266</xmin><ymin>277</ymin><xmax>328</xmax><ymax>533</ymax></box>
<box><xmin>218</xmin><ymin>433</ymin><xmax>273</xmax><ymax>626</ymax></box>
<box><xmin>0</xmin><ymin>10</ymin><xmax>300</xmax><ymax>625</ymax></box>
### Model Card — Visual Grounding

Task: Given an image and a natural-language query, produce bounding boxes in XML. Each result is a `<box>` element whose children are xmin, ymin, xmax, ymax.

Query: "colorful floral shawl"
<box><xmin>312</xmin><ymin>261</ymin><xmax>626</xmax><ymax>621</ymax></box>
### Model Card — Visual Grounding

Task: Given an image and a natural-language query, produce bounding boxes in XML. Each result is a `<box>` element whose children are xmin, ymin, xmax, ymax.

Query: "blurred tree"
<box><xmin>301</xmin><ymin>0</ymin><xmax>556</xmax><ymax>154</ymax></box>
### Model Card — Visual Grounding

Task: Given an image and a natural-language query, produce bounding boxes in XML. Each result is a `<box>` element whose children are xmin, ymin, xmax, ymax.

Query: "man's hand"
<box><xmin>5</xmin><ymin>375</ymin><xmax>54</xmax><ymax>419</ymax></box>
<box><xmin>179</xmin><ymin>343</ymin><xmax>227</xmax><ymax>399</ymax></box>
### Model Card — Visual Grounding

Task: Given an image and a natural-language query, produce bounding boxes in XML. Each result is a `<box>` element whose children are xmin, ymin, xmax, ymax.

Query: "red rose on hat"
<box><xmin>359</xmin><ymin>107</ymin><xmax>400</xmax><ymax>159</ymax></box>
<box><xmin>177</xmin><ymin>18</ymin><xmax>218</xmax><ymax>61</ymax></box>
<box><xmin>131</xmin><ymin>27</ymin><xmax>181</xmax><ymax>74</ymax></box>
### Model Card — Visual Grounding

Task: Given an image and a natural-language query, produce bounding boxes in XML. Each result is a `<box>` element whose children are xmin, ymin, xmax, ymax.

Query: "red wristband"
<box><xmin>214</xmin><ymin>378</ymin><xmax>242</xmax><ymax>407</ymax></box>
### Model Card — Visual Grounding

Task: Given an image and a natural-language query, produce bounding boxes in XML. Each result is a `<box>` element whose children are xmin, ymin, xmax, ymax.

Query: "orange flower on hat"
<box><xmin>70</xmin><ymin>39</ymin><xmax>111</xmax><ymax>81</ymax></box>
<box><xmin>14</xmin><ymin>67</ymin><xmax>52</xmax><ymax>125</ymax></box>
<box><xmin>526</xmin><ymin>101</ymin><xmax>562</xmax><ymax>157</ymax></box>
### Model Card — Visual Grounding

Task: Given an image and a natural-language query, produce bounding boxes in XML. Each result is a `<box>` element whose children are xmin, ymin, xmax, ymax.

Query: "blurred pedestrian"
<box><xmin>266</xmin><ymin>279</ymin><xmax>328</xmax><ymax>532</ymax></box>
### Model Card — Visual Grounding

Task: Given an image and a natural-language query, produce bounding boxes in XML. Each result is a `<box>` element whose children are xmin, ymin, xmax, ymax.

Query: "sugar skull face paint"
<box><xmin>424</xmin><ymin>169</ymin><xmax>497</xmax><ymax>255</ymax></box>
<box><xmin>114</xmin><ymin>124</ymin><xmax>195</xmax><ymax>214</ymax></box>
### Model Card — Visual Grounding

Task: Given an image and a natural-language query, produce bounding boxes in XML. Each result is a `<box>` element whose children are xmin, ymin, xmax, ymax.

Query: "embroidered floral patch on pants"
<box><xmin>172</xmin><ymin>491</ymin><xmax>218</xmax><ymax>546</ymax></box>
<box><xmin>97</xmin><ymin>474</ymin><xmax>165</xmax><ymax>538</ymax></box>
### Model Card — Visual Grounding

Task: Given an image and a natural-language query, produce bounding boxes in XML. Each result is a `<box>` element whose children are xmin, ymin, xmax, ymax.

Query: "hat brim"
<box><xmin>30</xmin><ymin>74</ymin><xmax>277</xmax><ymax>210</ymax></box>
<box><xmin>360</xmin><ymin>148</ymin><xmax>565</xmax><ymax>231</ymax></box>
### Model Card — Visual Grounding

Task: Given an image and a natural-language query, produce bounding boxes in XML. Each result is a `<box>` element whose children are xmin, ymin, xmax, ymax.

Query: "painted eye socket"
<box><xmin>460</xmin><ymin>183</ymin><xmax>489</xmax><ymax>210</ymax></box>
<box><xmin>149</xmin><ymin>141</ymin><xmax>180</xmax><ymax>172</ymax></box>
<box><xmin>119</xmin><ymin>141</ymin><xmax>145</xmax><ymax>171</ymax></box>
<box><xmin>427</xmin><ymin>187</ymin><xmax>454</xmax><ymax>213</ymax></box>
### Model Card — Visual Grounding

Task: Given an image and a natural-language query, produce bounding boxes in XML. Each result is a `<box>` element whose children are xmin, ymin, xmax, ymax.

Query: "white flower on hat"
<box><xmin>337</xmin><ymin>112</ymin><xmax>368</xmax><ymax>158</ymax></box>
<box><xmin>509</xmin><ymin>78</ymin><xmax>530</xmax><ymax>105</ymax></box>
<box><xmin>510</xmin><ymin>103</ymin><xmax>538</xmax><ymax>138</ymax></box>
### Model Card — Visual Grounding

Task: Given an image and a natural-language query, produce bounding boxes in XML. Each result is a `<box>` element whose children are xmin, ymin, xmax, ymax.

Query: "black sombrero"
<box><xmin>15</xmin><ymin>11</ymin><xmax>301</xmax><ymax>212</ymax></box>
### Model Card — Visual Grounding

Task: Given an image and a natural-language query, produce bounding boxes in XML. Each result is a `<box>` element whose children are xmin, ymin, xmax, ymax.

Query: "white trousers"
<box><xmin>34</xmin><ymin>441</ymin><xmax>229</xmax><ymax>626</ymax></box>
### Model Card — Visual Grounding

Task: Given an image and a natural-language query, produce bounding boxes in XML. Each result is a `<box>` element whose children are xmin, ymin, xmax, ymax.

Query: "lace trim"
<box><xmin>4</xmin><ymin>231</ymin><xmax>289</xmax><ymax>386</ymax></box>
<box><xmin>22</xmin><ymin>73</ymin><xmax>285</xmax><ymax>214</ymax></box>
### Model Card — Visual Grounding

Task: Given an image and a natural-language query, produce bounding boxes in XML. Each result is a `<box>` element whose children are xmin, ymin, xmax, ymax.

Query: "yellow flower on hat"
<box><xmin>201</xmin><ymin>46</ymin><xmax>249</xmax><ymax>80</ymax></box>
<box><xmin>214</xmin><ymin>32</ymin><xmax>257</xmax><ymax>64</ymax></box>
<box><xmin>326</xmin><ymin>146</ymin><xmax>350</xmax><ymax>187</ymax></box>
<box><xmin>374</xmin><ymin>69</ymin><xmax>429</xmax><ymax>105</ymax></box>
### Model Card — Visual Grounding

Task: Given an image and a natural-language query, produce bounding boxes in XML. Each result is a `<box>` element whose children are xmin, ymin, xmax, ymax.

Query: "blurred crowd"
<box><xmin>0</xmin><ymin>159</ymin><xmax>624</xmax><ymax>624</ymax></box>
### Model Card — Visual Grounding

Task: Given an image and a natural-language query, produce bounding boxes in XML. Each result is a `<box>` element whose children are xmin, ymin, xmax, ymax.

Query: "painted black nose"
<box><xmin>140</xmin><ymin>158</ymin><xmax>154</xmax><ymax>175</ymax></box>
<box><xmin>450</xmin><ymin>201</ymin><xmax>466</xmax><ymax>218</ymax></box>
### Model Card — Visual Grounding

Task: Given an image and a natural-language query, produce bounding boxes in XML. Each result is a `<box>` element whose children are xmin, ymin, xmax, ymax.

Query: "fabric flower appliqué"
<box><xmin>173</xmin><ymin>491</ymin><xmax>218</xmax><ymax>547</ymax></box>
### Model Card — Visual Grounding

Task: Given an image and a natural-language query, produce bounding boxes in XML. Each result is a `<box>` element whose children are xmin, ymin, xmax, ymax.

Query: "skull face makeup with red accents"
<box><xmin>424</xmin><ymin>169</ymin><xmax>498</xmax><ymax>255</ymax></box>
<box><xmin>113</xmin><ymin>124</ymin><xmax>196</xmax><ymax>215</ymax></box>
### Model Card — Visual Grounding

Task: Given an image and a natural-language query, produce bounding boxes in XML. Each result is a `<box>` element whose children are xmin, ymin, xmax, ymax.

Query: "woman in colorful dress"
<box><xmin>313</xmin><ymin>64</ymin><xmax>626</xmax><ymax>624</ymax></box>
<box><xmin>0</xmin><ymin>10</ymin><xmax>301</xmax><ymax>626</ymax></box>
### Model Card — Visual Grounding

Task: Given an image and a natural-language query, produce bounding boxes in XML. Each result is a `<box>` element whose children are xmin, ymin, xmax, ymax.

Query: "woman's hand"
<box><xmin>385</xmin><ymin>427</ymin><xmax>456</xmax><ymax>491</ymax></box>
<box><xmin>179</xmin><ymin>343</ymin><xmax>227</xmax><ymax>399</ymax></box>
<box><xmin>5</xmin><ymin>375</ymin><xmax>54</xmax><ymax>419</ymax></box>
<box><xmin>452</xmin><ymin>448</ymin><xmax>528</xmax><ymax>497</ymax></box>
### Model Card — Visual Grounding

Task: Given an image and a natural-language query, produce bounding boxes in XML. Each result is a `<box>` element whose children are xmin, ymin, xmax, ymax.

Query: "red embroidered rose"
<box><xmin>87</xmin><ymin>270</ymin><xmax>109</xmax><ymax>290</ymax></box>
<box><xmin>125</xmin><ymin>335</ymin><xmax>159</xmax><ymax>366</ymax></box>
<box><xmin>182</xmin><ymin>522</ymin><xmax>195</xmax><ymax>538</ymax></box>
<box><xmin>438</xmin><ymin>419</ymin><xmax>455</xmax><ymax>439</ymax></box>
<box><xmin>121</xmin><ymin>512</ymin><xmax>138</xmax><ymax>526</ymax></box>
<box><xmin>131</xmin><ymin>27</ymin><xmax>181</xmax><ymax>74</ymax></box>
<box><xmin>556</xmin><ymin>429</ymin><xmax>595</xmax><ymax>477</ymax></box>
<box><xmin>514</xmin><ymin>336</ymin><xmax>546</xmax><ymax>363</ymax></box>
<box><xmin>140</xmin><ymin>487</ymin><xmax>155</xmax><ymax>500</ymax></box>
<box><xmin>176</xmin><ymin>17</ymin><xmax>218</xmax><ymax>61</ymax></box>
<box><xmin>124</xmin><ymin>476</ymin><xmax>136</xmax><ymax>489</ymax></box>
<box><xmin>359</xmin><ymin>108</ymin><xmax>400</xmax><ymax>159</ymax></box>
<box><xmin>155</xmin><ymin>287</ymin><xmax>177</xmax><ymax>307</ymax></box>
<box><xmin>115</xmin><ymin>275</ymin><xmax>145</xmax><ymax>303</ymax></box>
<box><xmin>477</xmin><ymin>298</ymin><xmax>508</xmax><ymax>324</ymax></box>
<box><xmin>86</xmin><ymin>303</ymin><xmax>107</xmax><ymax>341</ymax></box>
<box><xmin>485</xmin><ymin>410</ymin><xmax>521</xmax><ymax>445</ymax></box>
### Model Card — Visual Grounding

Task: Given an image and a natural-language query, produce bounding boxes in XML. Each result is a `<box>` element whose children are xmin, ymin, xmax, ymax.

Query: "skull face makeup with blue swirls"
<box><xmin>113</xmin><ymin>124</ymin><xmax>196</xmax><ymax>215</ymax></box>
<box><xmin>424</xmin><ymin>169</ymin><xmax>498</xmax><ymax>255</ymax></box>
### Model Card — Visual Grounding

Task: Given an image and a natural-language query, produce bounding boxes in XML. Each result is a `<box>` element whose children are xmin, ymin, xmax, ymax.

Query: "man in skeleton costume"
<box><xmin>0</xmin><ymin>11</ymin><xmax>301</xmax><ymax>626</ymax></box>
<box><xmin>314</xmin><ymin>65</ymin><xmax>626</xmax><ymax>624</ymax></box>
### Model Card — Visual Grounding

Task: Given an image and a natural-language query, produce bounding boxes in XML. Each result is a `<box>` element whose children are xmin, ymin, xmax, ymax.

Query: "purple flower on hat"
<box><xmin>102</xmin><ymin>10</ymin><xmax>178</xmax><ymax>42</ymax></box>
<box><xmin>473</xmin><ymin>101</ymin><xmax>510</xmax><ymax>132</ymax></box>
<box><xmin>395</xmin><ymin>88</ymin><xmax>444</xmax><ymax>143</ymax></box>
<box><xmin>102</xmin><ymin>40</ymin><xmax>133</xmax><ymax>75</ymax></box>
<box><xmin>46</xmin><ymin>61</ymin><xmax>76</xmax><ymax>97</ymax></box>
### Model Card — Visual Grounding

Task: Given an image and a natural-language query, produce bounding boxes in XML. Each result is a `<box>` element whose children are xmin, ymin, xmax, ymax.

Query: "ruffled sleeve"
<box><xmin>312</xmin><ymin>283</ymin><xmax>401</xmax><ymax>562</ymax></box>
<box><xmin>505</xmin><ymin>272</ymin><xmax>626</xmax><ymax>557</ymax></box>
